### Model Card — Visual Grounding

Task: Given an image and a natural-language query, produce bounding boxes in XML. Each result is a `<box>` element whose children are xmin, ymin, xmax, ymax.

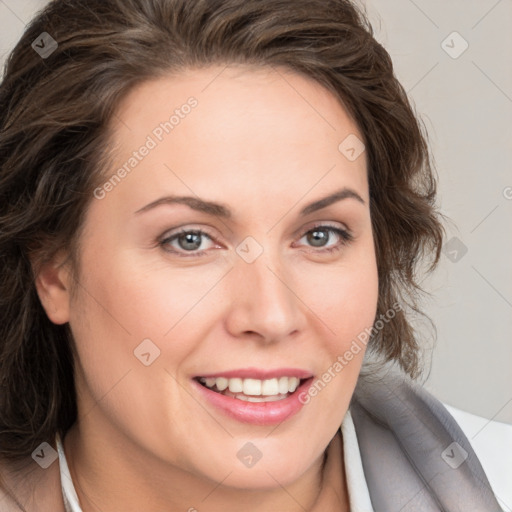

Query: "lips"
<box><xmin>191</xmin><ymin>375</ymin><xmax>315</xmax><ymax>425</ymax></box>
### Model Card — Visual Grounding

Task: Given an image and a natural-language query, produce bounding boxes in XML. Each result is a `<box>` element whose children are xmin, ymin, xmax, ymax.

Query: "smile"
<box><xmin>192</xmin><ymin>373</ymin><xmax>315</xmax><ymax>425</ymax></box>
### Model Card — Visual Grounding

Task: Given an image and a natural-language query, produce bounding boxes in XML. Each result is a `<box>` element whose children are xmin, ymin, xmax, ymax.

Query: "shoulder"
<box><xmin>0</xmin><ymin>450</ymin><xmax>66</xmax><ymax>512</ymax></box>
<box><xmin>443</xmin><ymin>403</ymin><xmax>512</xmax><ymax>509</ymax></box>
<box><xmin>350</xmin><ymin>365</ymin><xmax>505</xmax><ymax>510</ymax></box>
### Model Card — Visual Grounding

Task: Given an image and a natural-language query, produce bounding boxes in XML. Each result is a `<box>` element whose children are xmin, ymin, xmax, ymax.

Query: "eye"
<box><xmin>296</xmin><ymin>224</ymin><xmax>353</xmax><ymax>254</ymax></box>
<box><xmin>160</xmin><ymin>228</ymin><xmax>218</xmax><ymax>256</ymax></box>
<box><xmin>159</xmin><ymin>223</ymin><xmax>354</xmax><ymax>258</ymax></box>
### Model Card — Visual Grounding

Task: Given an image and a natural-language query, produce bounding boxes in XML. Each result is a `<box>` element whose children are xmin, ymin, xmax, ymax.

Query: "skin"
<box><xmin>35</xmin><ymin>64</ymin><xmax>379</xmax><ymax>511</ymax></box>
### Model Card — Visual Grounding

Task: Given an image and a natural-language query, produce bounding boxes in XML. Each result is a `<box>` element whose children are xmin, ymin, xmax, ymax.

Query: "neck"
<box><xmin>63</xmin><ymin>419</ymin><xmax>347</xmax><ymax>512</ymax></box>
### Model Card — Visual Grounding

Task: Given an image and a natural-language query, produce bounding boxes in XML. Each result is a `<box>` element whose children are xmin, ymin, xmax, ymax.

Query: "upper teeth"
<box><xmin>198</xmin><ymin>376</ymin><xmax>301</xmax><ymax>395</ymax></box>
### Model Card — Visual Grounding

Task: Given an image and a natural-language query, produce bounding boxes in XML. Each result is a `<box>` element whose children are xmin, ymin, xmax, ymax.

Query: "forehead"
<box><xmin>100</xmin><ymin>64</ymin><xmax>368</xmax><ymax>217</ymax></box>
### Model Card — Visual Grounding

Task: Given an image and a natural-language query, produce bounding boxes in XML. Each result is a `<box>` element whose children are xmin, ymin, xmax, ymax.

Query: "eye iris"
<box><xmin>179</xmin><ymin>232</ymin><xmax>202</xmax><ymax>251</ymax></box>
<box><xmin>307</xmin><ymin>229</ymin><xmax>329</xmax><ymax>247</ymax></box>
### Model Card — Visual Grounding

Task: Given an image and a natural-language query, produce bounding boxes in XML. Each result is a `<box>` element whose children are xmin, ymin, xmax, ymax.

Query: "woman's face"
<box><xmin>56</xmin><ymin>65</ymin><xmax>378</xmax><ymax>489</ymax></box>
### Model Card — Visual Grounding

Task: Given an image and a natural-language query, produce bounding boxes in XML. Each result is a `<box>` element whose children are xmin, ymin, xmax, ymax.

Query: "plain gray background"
<box><xmin>360</xmin><ymin>0</ymin><xmax>512</xmax><ymax>426</ymax></box>
<box><xmin>1</xmin><ymin>0</ymin><xmax>511</xmax><ymax>425</ymax></box>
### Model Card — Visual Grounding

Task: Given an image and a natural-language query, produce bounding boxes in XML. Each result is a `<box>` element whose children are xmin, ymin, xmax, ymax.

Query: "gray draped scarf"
<box><xmin>350</xmin><ymin>362</ymin><xmax>503</xmax><ymax>511</ymax></box>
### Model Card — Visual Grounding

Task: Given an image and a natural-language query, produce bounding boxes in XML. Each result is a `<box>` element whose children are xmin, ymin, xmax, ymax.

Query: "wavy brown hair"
<box><xmin>0</xmin><ymin>0</ymin><xmax>444</xmax><ymax>472</ymax></box>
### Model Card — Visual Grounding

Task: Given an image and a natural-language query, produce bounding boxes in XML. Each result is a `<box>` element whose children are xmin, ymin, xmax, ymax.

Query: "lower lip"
<box><xmin>192</xmin><ymin>378</ymin><xmax>314</xmax><ymax>426</ymax></box>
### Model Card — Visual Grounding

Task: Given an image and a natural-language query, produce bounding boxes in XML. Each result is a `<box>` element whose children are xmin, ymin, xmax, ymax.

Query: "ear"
<box><xmin>33</xmin><ymin>252</ymin><xmax>73</xmax><ymax>325</ymax></box>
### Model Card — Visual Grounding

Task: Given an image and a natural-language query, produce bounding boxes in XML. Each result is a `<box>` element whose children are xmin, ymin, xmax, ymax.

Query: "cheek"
<box><xmin>71</xmin><ymin>254</ymin><xmax>195</xmax><ymax>338</ymax></box>
<box><xmin>293</xmin><ymin>252</ymin><xmax>378</xmax><ymax>431</ymax></box>
<box><xmin>301</xmin><ymin>244</ymin><xmax>379</xmax><ymax>412</ymax></box>
<box><xmin>305</xmin><ymin>243</ymin><xmax>379</xmax><ymax>348</ymax></box>
<box><xmin>67</xmin><ymin>249</ymin><xmax>227</xmax><ymax>382</ymax></box>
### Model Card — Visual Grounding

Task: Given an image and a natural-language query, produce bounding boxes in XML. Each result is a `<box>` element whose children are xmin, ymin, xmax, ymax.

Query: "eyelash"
<box><xmin>159</xmin><ymin>223</ymin><xmax>354</xmax><ymax>258</ymax></box>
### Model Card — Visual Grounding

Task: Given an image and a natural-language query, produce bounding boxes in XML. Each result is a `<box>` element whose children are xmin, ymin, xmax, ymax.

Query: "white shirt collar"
<box><xmin>56</xmin><ymin>431</ymin><xmax>81</xmax><ymax>512</ymax></box>
<box><xmin>56</xmin><ymin>408</ymin><xmax>374</xmax><ymax>511</ymax></box>
<box><xmin>341</xmin><ymin>408</ymin><xmax>375</xmax><ymax>511</ymax></box>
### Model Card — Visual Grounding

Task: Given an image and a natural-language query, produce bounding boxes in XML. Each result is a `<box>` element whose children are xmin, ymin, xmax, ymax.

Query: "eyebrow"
<box><xmin>134</xmin><ymin>187</ymin><xmax>365</xmax><ymax>218</ymax></box>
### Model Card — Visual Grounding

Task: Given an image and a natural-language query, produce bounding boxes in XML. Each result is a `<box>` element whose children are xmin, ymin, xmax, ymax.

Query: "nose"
<box><xmin>224</xmin><ymin>248</ymin><xmax>307</xmax><ymax>344</ymax></box>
